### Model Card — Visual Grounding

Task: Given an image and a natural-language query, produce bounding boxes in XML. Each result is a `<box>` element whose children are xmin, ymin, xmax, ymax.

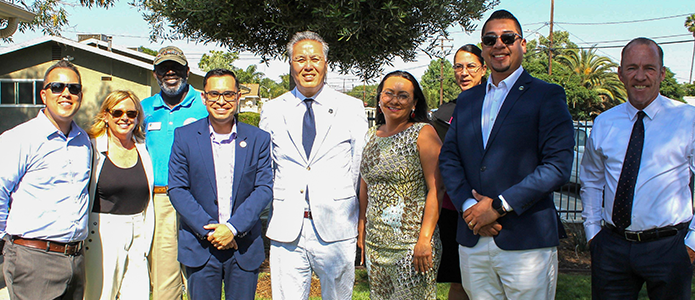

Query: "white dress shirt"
<box><xmin>580</xmin><ymin>95</ymin><xmax>695</xmax><ymax>249</ymax></box>
<box><xmin>462</xmin><ymin>67</ymin><xmax>525</xmax><ymax>213</ymax></box>
<box><xmin>210</xmin><ymin>122</ymin><xmax>238</xmax><ymax>235</ymax></box>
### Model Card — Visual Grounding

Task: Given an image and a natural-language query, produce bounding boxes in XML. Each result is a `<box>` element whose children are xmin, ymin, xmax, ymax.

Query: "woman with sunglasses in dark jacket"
<box><xmin>84</xmin><ymin>90</ymin><xmax>155</xmax><ymax>300</ymax></box>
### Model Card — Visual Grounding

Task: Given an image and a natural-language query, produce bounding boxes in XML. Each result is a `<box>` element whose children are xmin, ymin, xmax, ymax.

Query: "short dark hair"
<box><xmin>454</xmin><ymin>44</ymin><xmax>485</xmax><ymax>65</ymax></box>
<box><xmin>203</xmin><ymin>68</ymin><xmax>240</xmax><ymax>90</ymax></box>
<box><xmin>481</xmin><ymin>9</ymin><xmax>523</xmax><ymax>37</ymax></box>
<box><xmin>375</xmin><ymin>70</ymin><xmax>429</xmax><ymax>125</ymax></box>
<box><xmin>622</xmin><ymin>37</ymin><xmax>664</xmax><ymax>67</ymax></box>
<box><xmin>44</xmin><ymin>60</ymin><xmax>81</xmax><ymax>84</ymax></box>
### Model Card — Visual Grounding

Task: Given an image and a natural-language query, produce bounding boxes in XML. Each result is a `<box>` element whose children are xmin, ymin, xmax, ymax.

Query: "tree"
<box><xmin>134</xmin><ymin>0</ymin><xmax>498</xmax><ymax>81</ymax></box>
<box><xmin>198</xmin><ymin>50</ymin><xmax>240</xmax><ymax>71</ymax></box>
<box><xmin>685</xmin><ymin>14</ymin><xmax>695</xmax><ymax>84</ymax></box>
<box><xmin>138</xmin><ymin>46</ymin><xmax>158</xmax><ymax>56</ymax></box>
<box><xmin>235</xmin><ymin>65</ymin><xmax>264</xmax><ymax>84</ymax></box>
<box><xmin>346</xmin><ymin>84</ymin><xmax>378</xmax><ymax>107</ymax></box>
<box><xmin>420</xmin><ymin>58</ymin><xmax>458</xmax><ymax>109</ymax></box>
<box><xmin>555</xmin><ymin>47</ymin><xmax>626</xmax><ymax>107</ymax></box>
<box><xmin>660</xmin><ymin>67</ymin><xmax>686</xmax><ymax>101</ymax></box>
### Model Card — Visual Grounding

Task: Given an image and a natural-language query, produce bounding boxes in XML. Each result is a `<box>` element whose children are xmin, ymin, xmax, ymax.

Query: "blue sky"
<box><xmin>3</xmin><ymin>0</ymin><xmax>694</xmax><ymax>88</ymax></box>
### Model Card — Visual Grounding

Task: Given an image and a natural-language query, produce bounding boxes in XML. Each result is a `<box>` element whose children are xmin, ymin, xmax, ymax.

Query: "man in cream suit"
<box><xmin>259</xmin><ymin>31</ymin><xmax>368</xmax><ymax>300</ymax></box>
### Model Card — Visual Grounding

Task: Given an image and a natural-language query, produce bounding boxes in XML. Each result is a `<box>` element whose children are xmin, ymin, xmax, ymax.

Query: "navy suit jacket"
<box><xmin>439</xmin><ymin>70</ymin><xmax>574</xmax><ymax>250</ymax></box>
<box><xmin>168</xmin><ymin>118</ymin><xmax>273</xmax><ymax>270</ymax></box>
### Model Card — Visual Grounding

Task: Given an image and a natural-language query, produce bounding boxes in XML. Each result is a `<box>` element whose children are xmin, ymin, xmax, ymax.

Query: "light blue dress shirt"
<box><xmin>142</xmin><ymin>85</ymin><xmax>208</xmax><ymax>186</ymax></box>
<box><xmin>0</xmin><ymin>110</ymin><xmax>92</xmax><ymax>243</ymax></box>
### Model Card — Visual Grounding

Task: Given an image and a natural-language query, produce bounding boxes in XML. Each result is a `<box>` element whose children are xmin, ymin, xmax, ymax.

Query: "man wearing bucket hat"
<box><xmin>141</xmin><ymin>46</ymin><xmax>208</xmax><ymax>299</ymax></box>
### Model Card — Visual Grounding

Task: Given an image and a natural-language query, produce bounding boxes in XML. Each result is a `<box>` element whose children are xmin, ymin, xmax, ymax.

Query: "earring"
<box><xmin>411</xmin><ymin>109</ymin><xmax>415</xmax><ymax>119</ymax></box>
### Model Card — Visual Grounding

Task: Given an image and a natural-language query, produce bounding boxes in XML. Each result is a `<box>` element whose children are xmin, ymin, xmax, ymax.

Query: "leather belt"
<box><xmin>154</xmin><ymin>186</ymin><xmax>168</xmax><ymax>194</ymax></box>
<box><xmin>12</xmin><ymin>237</ymin><xmax>82</xmax><ymax>256</ymax></box>
<box><xmin>304</xmin><ymin>211</ymin><xmax>313</xmax><ymax>219</ymax></box>
<box><xmin>604</xmin><ymin>222</ymin><xmax>687</xmax><ymax>243</ymax></box>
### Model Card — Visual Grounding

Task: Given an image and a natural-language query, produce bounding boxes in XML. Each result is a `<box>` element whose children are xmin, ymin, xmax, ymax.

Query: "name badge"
<box><xmin>148</xmin><ymin>122</ymin><xmax>162</xmax><ymax>131</ymax></box>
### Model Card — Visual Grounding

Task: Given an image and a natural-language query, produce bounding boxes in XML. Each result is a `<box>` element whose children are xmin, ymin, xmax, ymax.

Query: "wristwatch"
<box><xmin>491</xmin><ymin>196</ymin><xmax>507</xmax><ymax>217</ymax></box>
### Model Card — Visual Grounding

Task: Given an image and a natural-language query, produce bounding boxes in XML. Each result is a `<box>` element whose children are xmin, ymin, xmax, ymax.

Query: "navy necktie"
<box><xmin>612</xmin><ymin>111</ymin><xmax>646</xmax><ymax>230</ymax></box>
<box><xmin>302</xmin><ymin>98</ymin><xmax>316</xmax><ymax>158</ymax></box>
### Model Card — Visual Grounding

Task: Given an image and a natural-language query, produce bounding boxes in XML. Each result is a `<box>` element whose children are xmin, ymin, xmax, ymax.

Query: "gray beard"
<box><xmin>158</xmin><ymin>77</ymin><xmax>188</xmax><ymax>97</ymax></box>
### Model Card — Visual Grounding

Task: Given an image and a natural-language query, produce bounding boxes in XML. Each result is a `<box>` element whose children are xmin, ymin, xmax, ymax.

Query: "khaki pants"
<box><xmin>149</xmin><ymin>193</ymin><xmax>185</xmax><ymax>300</ymax></box>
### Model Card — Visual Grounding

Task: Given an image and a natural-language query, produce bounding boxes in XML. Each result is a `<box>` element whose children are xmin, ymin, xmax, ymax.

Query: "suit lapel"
<box><xmin>232</xmin><ymin>123</ymin><xmax>248</xmax><ymax>212</ymax></box>
<box><xmin>469</xmin><ymin>87</ymin><xmax>486</xmax><ymax>155</ymax></box>
<box><xmin>281</xmin><ymin>96</ymin><xmax>309</xmax><ymax>164</ymax></box>
<box><xmin>485</xmin><ymin>71</ymin><xmax>532</xmax><ymax>149</ymax></box>
<box><xmin>309</xmin><ymin>97</ymin><xmax>335</xmax><ymax>164</ymax></box>
<box><xmin>196</xmin><ymin>119</ymin><xmax>218</xmax><ymax>198</ymax></box>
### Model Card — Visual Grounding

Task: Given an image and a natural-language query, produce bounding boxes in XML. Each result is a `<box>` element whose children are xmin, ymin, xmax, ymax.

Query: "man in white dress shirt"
<box><xmin>259</xmin><ymin>31</ymin><xmax>368</xmax><ymax>300</ymax></box>
<box><xmin>580</xmin><ymin>37</ymin><xmax>695</xmax><ymax>299</ymax></box>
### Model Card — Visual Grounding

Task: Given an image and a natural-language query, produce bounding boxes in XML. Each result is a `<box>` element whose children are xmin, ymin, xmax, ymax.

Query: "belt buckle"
<box><xmin>64</xmin><ymin>241</ymin><xmax>82</xmax><ymax>256</ymax></box>
<box><xmin>624</xmin><ymin>231</ymin><xmax>642</xmax><ymax>242</ymax></box>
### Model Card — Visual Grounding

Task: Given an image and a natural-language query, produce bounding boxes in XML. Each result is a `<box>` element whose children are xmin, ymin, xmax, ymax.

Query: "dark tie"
<box><xmin>612</xmin><ymin>111</ymin><xmax>646</xmax><ymax>230</ymax></box>
<box><xmin>302</xmin><ymin>98</ymin><xmax>316</xmax><ymax>158</ymax></box>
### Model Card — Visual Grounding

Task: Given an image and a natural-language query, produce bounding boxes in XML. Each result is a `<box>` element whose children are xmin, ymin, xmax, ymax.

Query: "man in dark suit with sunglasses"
<box><xmin>439</xmin><ymin>9</ymin><xmax>574</xmax><ymax>299</ymax></box>
<box><xmin>141</xmin><ymin>46</ymin><xmax>208</xmax><ymax>300</ymax></box>
<box><xmin>0</xmin><ymin>60</ymin><xmax>92</xmax><ymax>299</ymax></box>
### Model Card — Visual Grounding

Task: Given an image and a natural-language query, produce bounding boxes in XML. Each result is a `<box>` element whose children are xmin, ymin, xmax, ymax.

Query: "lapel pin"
<box><xmin>240</xmin><ymin>141</ymin><xmax>247</xmax><ymax>148</ymax></box>
<box><xmin>328</xmin><ymin>108</ymin><xmax>334</xmax><ymax>114</ymax></box>
<box><xmin>519</xmin><ymin>86</ymin><xmax>524</xmax><ymax>91</ymax></box>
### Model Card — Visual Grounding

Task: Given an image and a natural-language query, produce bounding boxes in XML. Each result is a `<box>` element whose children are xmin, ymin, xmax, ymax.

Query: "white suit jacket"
<box><xmin>260</xmin><ymin>85</ymin><xmax>368</xmax><ymax>243</ymax></box>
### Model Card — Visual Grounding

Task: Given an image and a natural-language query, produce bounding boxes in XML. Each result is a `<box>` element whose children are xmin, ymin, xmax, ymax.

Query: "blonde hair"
<box><xmin>88</xmin><ymin>90</ymin><xmax>145</xmax><ymax>142</ymax></box>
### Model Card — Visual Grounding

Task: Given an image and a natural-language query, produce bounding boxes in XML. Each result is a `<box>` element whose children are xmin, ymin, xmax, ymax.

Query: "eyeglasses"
<box><xmin>291</xmin><ymin>55</ymin><xmax>324</xmax><ymax>65</ymax></box>
<box><xmin>481</xmin><ymin>33</ymin><xmax>522</xmax><ymax>47</ymax></box>
<box><xmin>380</xmin><ymin>90</ymin><xmax>411</xmax><ymax>102</ymax></box>
<box><xmin>204</xmin><ymin>91</ymin><xmax>239</xmax><ymax>103</ymax></box>
<box><xmin>43</xmin><ymin>82</ymin><xmax>82</xmax><ymax>95</ymax></box>
<box><xmin>107</xmin><ymin>109</ymin><xmax>139</xmax><ymax>119</ymax></box>
<box><xmin>154</xmin><ymin>63</ymin><xmax>188</xmax><ymax>76</ymax></box>
<box><xmin>453</xmin><ymin>63</ymin><xmax>483</xmax><ymax>73</ymax></box>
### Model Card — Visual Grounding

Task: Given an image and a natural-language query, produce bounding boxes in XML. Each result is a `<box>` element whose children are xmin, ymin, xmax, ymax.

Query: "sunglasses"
<box><xmin>481</xmin><ymin>33</ymin><xmax>522</xmax><ymax>47</ymax></box>
<box><xmin>107</xmin><ymin>109</ymin><xmax>139</xmax><ymax>119</ymax></box>
<box><xmin>43</xmin><ymin>82</ymin><xmax>82</xmax><ymax>95</ymax></box>
<box><xmin>154</xmin><ymin>63</ymin><xmax>188</xmax><ymax>76</ymax></box>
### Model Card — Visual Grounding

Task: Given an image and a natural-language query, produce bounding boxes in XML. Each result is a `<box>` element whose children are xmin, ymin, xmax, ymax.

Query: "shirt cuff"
<box><xmin>462</xmin><ymin>198</ymin><xmax>477</xmax><ymax>212</ymax></box>
<box><xmin>225</xmin><ymin>222</ymin><xmax>238</xmax><ymax>236</ymax></box>
<box><xmin>685</xmin><ymin>229</ymin><xmax>695</xmax><ymax>251</ymax></box>
<box><xmin>498</xmin><ymin>195</ymin><xmax>513</xmax><ymax>212</ymax></box>
<box><xmin>584</xmin><ymin>222</ymin><xmax>601</xmax><ymax>242</ymax></box>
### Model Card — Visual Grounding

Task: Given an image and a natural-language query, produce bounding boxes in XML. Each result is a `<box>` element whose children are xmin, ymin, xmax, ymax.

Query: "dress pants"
<box><xmin>591</xmin><ymin>227</ymin><xmax>694</xmax><ymax>299</ymax></box>
<box><xmin>149</xmin><ymin>193</ymin><xmax>185</xmax><ymax>300</ymax></box>
<box><xmin>458</xmin><ymin>236</ymin><xmax>558</xmax><ymax>300</ymax></box>
<box><xmin>185</xmin><ymin>253</ymin><xmax>259</xmax><ymax>300</ymax></box>
<box><xmin>270</xmin><ymin>218</ymin><xmax>356</xmax><ymax>300</ymax></box>
<box><xmin>85</xmin><ymin>212</ymin><xmax>151</xmax><ymax>300</ymax></box>
<box><xmin>3</xmin><ymin>237</ymin><xmax>85</xmax><ymax>300</ymax></box>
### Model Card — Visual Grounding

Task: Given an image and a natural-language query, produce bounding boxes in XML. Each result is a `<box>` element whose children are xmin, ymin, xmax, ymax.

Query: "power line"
<box><xmin>555</xmin><ymin>13</ymin><xmax>693</xmax><ymax>26</ymax></box>
<box><xmin>575</xmin><ymin>34</ymin><xmax>693</xmax><ymax>45</ymax></box>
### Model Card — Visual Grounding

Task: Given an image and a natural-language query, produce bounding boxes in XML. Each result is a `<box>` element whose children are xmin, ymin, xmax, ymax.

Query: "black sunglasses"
<box><xmin>107</xmin><ymin>109</ymin><xmax>139</xmax><ymax>119</ymax></box>
<box><xmin>154</xmin><ymin>63</ymin><xmax>188</xmax><ymax>76</ymax></box>
<box><xmin>482</xmin><ymin>33</ymin><xmax>522</xmax><ymax>47</ymax></box>
<box><xmin>43</xmin><ymin>82</ymin><xmax>82</xmax><ymax>95</ymax></box>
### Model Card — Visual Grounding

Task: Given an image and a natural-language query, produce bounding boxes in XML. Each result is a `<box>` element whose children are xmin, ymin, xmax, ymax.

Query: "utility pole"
<box><xmin>436</xmin><ymin>37</ymin><xmax>453</xmax><ymax>106</ymax></box>
<box><xmin>548</xmin><ymin>0</ymin><xmax>554</xmax><ymax>75</ymax></box>
<box><xmin>690</xmin><ymin>39</ymin><xmax>694</xmax><ymax>84</ymax></box>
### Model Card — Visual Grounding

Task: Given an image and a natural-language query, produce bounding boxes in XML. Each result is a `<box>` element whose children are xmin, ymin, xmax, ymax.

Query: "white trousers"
<box><xmin>458</xmin><ymin>237</ymin><xmax>558</xmax><ymax>300</ymax></box>
<box><xmin>85</xmin><ymin>212</ymin><xmax>150</xmax><ymax>300</ymax></box>
<box><xmin>270</xmin><ymin>218</ymin><xmax>355</xmax><ymax>300</ymax></box>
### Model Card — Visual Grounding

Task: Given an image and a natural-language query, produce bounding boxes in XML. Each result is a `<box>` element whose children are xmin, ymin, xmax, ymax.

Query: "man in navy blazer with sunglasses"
<box><xmin>439</xmin><ymin>10</ymin><xmax>574</xmax><ymax>300</ymax></box>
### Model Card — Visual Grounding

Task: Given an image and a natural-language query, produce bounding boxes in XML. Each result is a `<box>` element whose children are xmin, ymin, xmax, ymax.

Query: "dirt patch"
<box><xmin>255</xmin><ymin>271</ymin><xmax>322</xmax><ymax>298</ymax></box>
<box><xmin>558</xmin><ymin>222</ymin><xmax>592</xmax><ymax>272</ymax></box>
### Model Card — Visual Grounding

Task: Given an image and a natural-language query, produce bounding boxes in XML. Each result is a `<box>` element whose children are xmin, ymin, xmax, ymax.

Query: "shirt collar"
<box><xmin>292</xmin><ymin>85</ymin><xmax>325</xmax><ymax>107</ymax></box>
<box><xmin>209</xmin><ymin>119</ymin><xmax>237</xmax><ymax>144</ymax></box>
<box><xmin>36</xmin><ymin>109</ymin><xmax>82</xmax><ymax>140</ymax></box>
<box><xmin>486</xmin><ymin>66</ymin><xmax>525</xmax><ymax>91</ymax></box>
<box><xmin>625</xmin><ymin>94</ymin><xmax>662</xmax><ymax>121</ymax></box>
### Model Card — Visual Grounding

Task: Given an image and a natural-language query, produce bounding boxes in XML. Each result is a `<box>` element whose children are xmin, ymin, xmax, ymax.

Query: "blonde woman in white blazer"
<box><xmin>84</xmin><ymin>90</ymin><xmax>155</xmax><ymax>300</ymax></box>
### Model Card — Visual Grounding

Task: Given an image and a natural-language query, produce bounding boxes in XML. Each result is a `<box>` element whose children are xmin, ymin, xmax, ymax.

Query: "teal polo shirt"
<box><xmin>142</xmin><ymin>85</ymin><xmax>208</xmax><ymax>186</ymax></box>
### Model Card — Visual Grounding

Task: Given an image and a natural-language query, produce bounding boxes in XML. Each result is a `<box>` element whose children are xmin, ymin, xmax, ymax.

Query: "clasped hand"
<box><xmin>462</xmin><ymin>189</ymin><xmax>503</xmax><ymax>236</ymax></box>
<box><xmin>203</xmin><ymin>223</ymin><xmax>238</xmax><ymax>251</ymax></box>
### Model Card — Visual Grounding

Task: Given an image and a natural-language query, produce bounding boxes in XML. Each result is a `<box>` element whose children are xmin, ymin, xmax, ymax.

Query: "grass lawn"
<box><xmin>175</xmin><ymin>270</ymin><xmax>695</xmax><ymax>299</ymax></box>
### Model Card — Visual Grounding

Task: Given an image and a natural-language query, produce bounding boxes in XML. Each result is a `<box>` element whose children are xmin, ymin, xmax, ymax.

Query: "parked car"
<box><xmin>569</xmin><ymin>121</ymin><xmax>592</xmax><ymax>185</ymax></box>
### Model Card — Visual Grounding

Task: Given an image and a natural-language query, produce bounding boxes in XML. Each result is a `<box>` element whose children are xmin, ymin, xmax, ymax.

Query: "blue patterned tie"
<box><xmin>612</xmin><ymin>111</ymin><xmax>646</xmax><ymax>230</ymax></box>
<box><xmin>302</xmin><ymin>98</ymin><xmax>316</xmax><ymax>158</ymax></box>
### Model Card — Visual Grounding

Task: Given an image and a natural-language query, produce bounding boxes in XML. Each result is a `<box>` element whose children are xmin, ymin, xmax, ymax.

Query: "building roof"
<box><xmin>0</xmin><ymin>35</ymin><xmax>206</xmax><ymax>76</ymax></box>
<box><xmin>0</xmin><ymin>0</ymin><xmax>34</xmax><ymax>22</ymax></box>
